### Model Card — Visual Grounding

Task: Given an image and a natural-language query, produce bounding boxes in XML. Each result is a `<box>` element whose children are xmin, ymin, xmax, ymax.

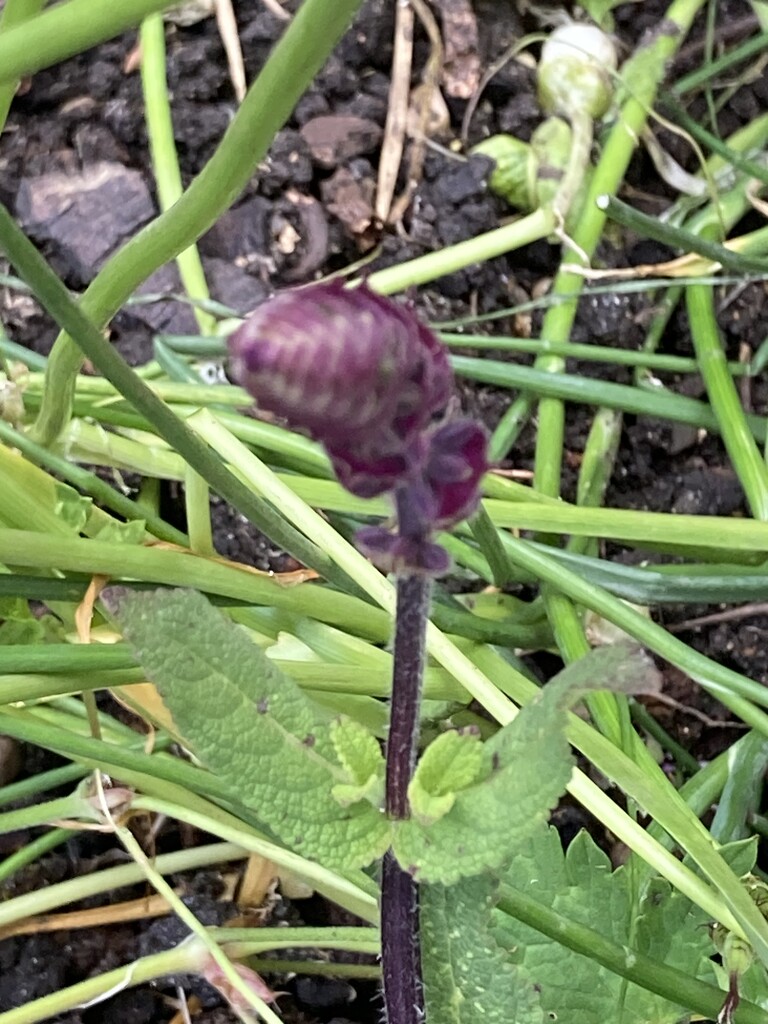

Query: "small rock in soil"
<box><xmin>15</xmin><ymin>161</ymin><xmax>154</xmax><ymax>285</ymax></box>
<box><xmin>320</xmin><ymin>167</ymin><xmax>377</xmax><ymax>250</ymax></box>
<box><xmin>200</xmin><ymin>196</ymin><xmax>272</xmax><ymax>263</ymax></box>
<box><xmin>293</xmin><ymin>975</ymin><xmax>356</xmax><ymax>1012</ymax></box>
<box><xmin>300</xmin><ymin>116</ymin><xmax>383</xmax><ymax>169</ymax></box>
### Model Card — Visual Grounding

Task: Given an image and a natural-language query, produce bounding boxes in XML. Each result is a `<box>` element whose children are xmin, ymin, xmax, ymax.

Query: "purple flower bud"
<box><xmin>229</xmin><ymin>278</ymin><xmax>452</xmax><ymax>451</ymax></box>
<box><xmin>228</xmin><ymin>279</ymin><xmax>489</xmax><ymax>576</ymax></box>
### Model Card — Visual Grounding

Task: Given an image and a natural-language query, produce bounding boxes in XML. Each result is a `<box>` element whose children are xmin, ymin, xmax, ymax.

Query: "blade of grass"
<box><xmin>451</xmin><ymin>354</ymin><xmax>768</xmax><ymax>443</ymax></box>
<box><xmin>686</xmin><ymin>280</ymin><xmax>768</xmax><ymax>519</ymax></box>
<box><xmin>0</xmin><ymin>0</ymin><xmax>181</xmax><ymax>83</ymax></box>
<box><xmin>140</xmin><ymin>13</ymin><xmax>215</xmax><ymax>335</ymax></box>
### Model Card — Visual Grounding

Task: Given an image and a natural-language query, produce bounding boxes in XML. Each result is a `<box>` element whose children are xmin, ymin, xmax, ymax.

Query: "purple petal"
<box><xmin>425</xmin><ymin>420</ymin><xmax>489</xmax><ymax>529</ymax></box>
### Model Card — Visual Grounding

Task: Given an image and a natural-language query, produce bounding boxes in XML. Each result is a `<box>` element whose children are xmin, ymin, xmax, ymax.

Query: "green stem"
<box><xmin>686</xmin><ymin>281</ymin><xmax>768</xmax><ymax>519</ymax></box>
<box><xmin>0</xmin><ymin>841</ymin><xmax>246</xmax><ymax>928</ymax></box>
<box><xmin>672</xmin><ymin>28</ymin><xmax>768</xmax><ymax>94</ymax></box>
<box><xmin>0</xmin><ymin>945</ymin><xmax>208</xmax><ymax>1024</ymax></box>
<box><xmin>0</xmin><ymin>0</ymin><xmax>180</xmax><ymax>84</ymax></box>
<box><xmin>30</xmin><ymin>0</ymin><xmax>366</xmax><ymax>445</ymax></box>
<box><xmin>0</xmin><ymin>828</ymin><xmax>76</xmax><ymax>886</ymax></box>
<box><xmin>366</xmin><ymin>208</ymin><xmax>553</xmax><ymax>295</ymax></box>
<box><xmin>0</xmin><ymin>528</ymin><xmax>389</xmax><ymax>638</ymax></box>
<box><xmin>453</xmin><ymin>355</ymin><xmax>768</xmax><ymax>445</ymax></box>
<box><xmin>140</xmin><ymin>14</ymin><xmax>215</xmax><ymax>335</ymax></box>
<box><xmin>0</xmin><ymin>0</ymin><xmax>45</xmax><ymax>131</ymax></box>
<box><xmin>601</xmin><ymin>194</ymin><xmax>768</xmax><ymax>272</ymax></box>
<box><xmin>498</xmin><ymin>533</ymin><xmax>768</xmax><ymax>719</ymax></box>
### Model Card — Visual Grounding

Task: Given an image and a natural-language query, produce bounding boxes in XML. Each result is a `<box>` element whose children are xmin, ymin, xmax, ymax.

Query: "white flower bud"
<box><xmin>538</xmin><ymin>23</ymin><xmax>618</xmax><ymax>120</ymax></box>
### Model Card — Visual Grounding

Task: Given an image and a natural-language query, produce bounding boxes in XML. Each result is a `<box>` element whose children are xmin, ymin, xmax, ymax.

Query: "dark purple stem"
<box><xmin>386</xmin><ymin>573</ymin><xmax>431</xmax><ymax>817</ymax></box>
<box><xmin>382</xmin><ymin>571</ymin><xmax>431</xmax><ymax>1024</ymax></box>
<box><xmin>381</xmin><ymin>850</ymin><xmax>423</xmax><ymax>1024</ymax></box>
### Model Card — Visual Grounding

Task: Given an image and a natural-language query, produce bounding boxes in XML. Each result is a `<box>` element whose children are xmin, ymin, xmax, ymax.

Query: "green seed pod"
<box><xmin>471</xmin><ymin>134</ymin><xmax>538</xmax><ymax>211</ymax></box>
<box><xmin>537</xmin><ymin>23</ymin><xmax>618</xmax><ymax>121</ymax></box>
<box><xmin>530</xmin><ymin>116</ymin><xmax>573</xmax><ymax>208</ymax></box>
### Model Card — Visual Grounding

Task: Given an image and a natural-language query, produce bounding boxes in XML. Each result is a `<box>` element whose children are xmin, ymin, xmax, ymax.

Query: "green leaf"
<box><xmin>0</xmin><ymin>596</ymin><xmax>63</xmax><ymax>644</ymax></box>
<box><xmin>90</xmin><ymin>517</ymin><xmax>147</xmax><ymax>544</ymax></box>
<box><xmin>494</xmin><ymin>827</ymin><xmax>717</xmax><ymax>1024</ymax></box>
<box><xmin>393</xmin><ymin>644</ymin><xmax>658</xmax><ymax>883</ymax></box>
<box><xmin>53</xmin><ymin>481</ymin><xmax>91</xmax><ymax>532</ymax></box>
<box><xmin>408</xmin><ymin>727</ymin><xmax>484</xmax><ymax>826</ymax></box>
<box><xmin>107</xmin><ymin>587</ymin><xmax>390</xmax><ymax>870</ymax></box>
<box><xmin>421</xmin><ymin>876</ymin><xmax>545</xmax><ymax>1024</ymax></box>
<box><xmin>330</xmin><ymin>717</ymin><xmax>385</xmax><ymax>808</ymax></box>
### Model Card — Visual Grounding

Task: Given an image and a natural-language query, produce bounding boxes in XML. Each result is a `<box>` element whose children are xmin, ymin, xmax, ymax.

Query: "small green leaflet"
<box><xmin>494</xmin><ymin>826</ymin><xmax>716</xmax><ymax>1024</ymax></box>
<box><xmin>330</xmin><ymin>716</ymin><xmax>385</xmax><ymax>808</ymax></box>
<box><xmin>107</xmin><ymin>588</ymin><xmax>390</xmax><ymax>870</ymax></box>
<box><xmin>392</xmin><ymin>644</ymin><xmax>659</xmax><ymax>883</ymax></box>
<box><xmin>421</xmin><ymin>876</ymin><xmax>544</xmax><ymax>1024</ymax></box>
<box><xmin>408</xmin><ymin>727</ymin><xmax>485</xmax><ymax>826</ymax></box>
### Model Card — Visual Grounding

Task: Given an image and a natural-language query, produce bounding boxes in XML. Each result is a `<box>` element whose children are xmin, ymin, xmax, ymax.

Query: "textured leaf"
<box><xmin>421</xmin><ymin>876</ymin><xmax>544</xmax><ymax>1024</ymax></box>
<box><xmin>394</xmin><ymin>692</ymin><xmax>572</xmax><ymax>882</ymax></box>
<box><xmin>494</xmin><ymin>827</ymin><xmax>717</xmax><ymax>1024</ymax></box>
<box><xmin>393</xmin><ymin>644</ymin><xmax>658</xmax><ymax>883</ymax></box>
<box><xmin>107</xmin><ymin>588</ymin><xmax>390</xmax><ymax>869</ymax></box>
<box><xmin>330</xmin><ymin>717</ymin><xmax>384</xmax><ymax>808</ymax></box>
<box><xmin>408</xmin><ymin>728</ymin><xmax>484</xmax><ymax>826</ymax></box>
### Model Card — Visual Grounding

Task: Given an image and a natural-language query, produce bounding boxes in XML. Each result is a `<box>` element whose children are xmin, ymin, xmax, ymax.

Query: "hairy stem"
<box><xmin>386</xmin><ymin>574</ymin><xmax>431</xmax><ymax>817</ymax></box>
<box><xmin>381</xmin><ymin>851</ymin><xmax>423</xmax><ymax>1024</ymax></box>
<box><xmin>382</xmin><ymin>572</ymin><xmax>431</xmax><ymax>1024</ymax></box>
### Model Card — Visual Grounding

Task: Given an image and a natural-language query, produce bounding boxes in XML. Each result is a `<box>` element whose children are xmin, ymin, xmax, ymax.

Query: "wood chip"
<box><xmin>431</xmin><ymin>0</ymin><xmax>480</xmax><ymax>99</ymax></box>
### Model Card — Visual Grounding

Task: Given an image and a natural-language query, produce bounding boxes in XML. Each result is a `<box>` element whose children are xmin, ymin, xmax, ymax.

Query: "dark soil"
<box><xmin>1</xmin><ymin>0</ymin><xmax>768</xmax><ymax>1019</ymax></box>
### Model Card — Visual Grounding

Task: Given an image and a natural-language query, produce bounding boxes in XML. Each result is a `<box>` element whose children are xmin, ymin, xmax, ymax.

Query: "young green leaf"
<box><xmin>420</xmin><ymin>876</ymin><xmax>545</xmax><ymax>1024</ymax></box>
<box><xmin>393</xmin><ymin>644</ymin><xmax>658</xmax><ymax>883</ymax></box>
<box><xmin>408</xmin><ymin>727</ymin><xmax>485</xmax><ymax>826</ymax></box>
<box><xmin>106</xmin><ymin>587</ymin><xmax>390</xmax><ymax>870</ymax></box>
<box><xmin>330</xmin><ymin>716</ymin><xmax>385</xmax><ymax>808</ymax></box>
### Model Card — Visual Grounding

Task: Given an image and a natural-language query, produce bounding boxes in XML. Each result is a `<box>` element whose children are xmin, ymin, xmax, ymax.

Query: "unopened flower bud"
<box><xmin>229</xmin><ymin>279</ymin><xmax>452</xmax><ymax>497</ymax></box>
<box><xmin>229</xmin><ymin>279</ymin><xmax>489</xmax><ymax>574</ymax></box>
<box><xmin>538</xmin><ymin>23</ymin><xmax>617</xmax><ymax>120</ymax></box>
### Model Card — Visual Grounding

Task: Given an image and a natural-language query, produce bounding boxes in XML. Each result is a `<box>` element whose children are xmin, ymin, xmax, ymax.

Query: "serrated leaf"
<box><xmin>393</xmin><ymin>682</ymin><xmax>573</xmax><ymax>883</ymax></box>
<box><xmin>494</xmin><ymin>826</ymin><xmax>717</xmax><ymax>1024</ymax></box>
<box><xmin>408</xmin><ymin>728</ymin><xmax>484</xmax><ymax>826</ymax></box>
<box><xmin>421</xmin><ymin>876</ymin><xmax>544</xmax><ymax>1024</ymax></box>
<box><xmin>393</xmin><ymin>644</ymin><xmax>658</xmax><ymax>883</ymax></box>
<box><xmin>107</xmin><ymin>588</ymin><xmax>390</xmax><ymax>870</ymax></box>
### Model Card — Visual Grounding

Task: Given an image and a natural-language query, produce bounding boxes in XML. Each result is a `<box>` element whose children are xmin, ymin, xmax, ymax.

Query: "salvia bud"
<box><xmin>228</xmin><ymin>280</ymin><xmax>488</xmax><ymax>574</ymax></box>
